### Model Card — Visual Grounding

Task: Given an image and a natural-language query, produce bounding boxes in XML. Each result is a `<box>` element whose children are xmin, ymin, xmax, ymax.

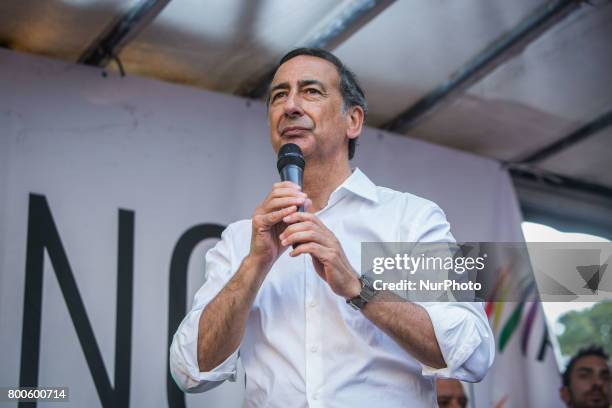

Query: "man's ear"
<box><xmin>560</xmin><ymin>385</ymin><xmax>571</xmax><ymax>405</ymax></box>
<box><xmin>346</xmin><ymin>105</ymin><xmax>364</xmax><ymax>140</ymax></box>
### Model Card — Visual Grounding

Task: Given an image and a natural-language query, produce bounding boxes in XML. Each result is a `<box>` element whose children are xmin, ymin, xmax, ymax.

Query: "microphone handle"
<box><xmin>280</xmin><ymin>164</ymin><xmax>304</xmax><ymax>212</ymax></box>
<box><xmin>280</xmin><ymin>164</ymin><xmax>304</xmax><ymax>249</ymax></box>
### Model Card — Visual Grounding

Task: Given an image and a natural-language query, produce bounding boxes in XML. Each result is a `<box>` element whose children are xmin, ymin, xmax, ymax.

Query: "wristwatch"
<box><xmin>346</xmin><ymin>274</ymin><xmax>377</xmax><ymax>310</ymax></box>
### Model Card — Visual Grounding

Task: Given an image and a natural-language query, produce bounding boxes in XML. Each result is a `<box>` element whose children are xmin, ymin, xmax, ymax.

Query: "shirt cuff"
<box><xmin>169</xmin><ymin>309</ymin><xmax>239</xmax><ymax>392</ymax></box>
<box><xmin>416</xmin><ymin>302</ymin><xmax>493</xmax><ymax>382</ymax></box>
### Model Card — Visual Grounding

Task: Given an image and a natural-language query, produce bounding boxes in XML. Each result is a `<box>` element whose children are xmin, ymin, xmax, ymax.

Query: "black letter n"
<box><xmin>19</xmin><ymin>194</ymin><xmax>133</xmax><ymax>408</ymax></box>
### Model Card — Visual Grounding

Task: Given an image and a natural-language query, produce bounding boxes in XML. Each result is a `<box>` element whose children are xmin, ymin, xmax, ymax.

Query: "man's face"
<box><xmin>267</xmin><ymin>55</ymin><xmax>357</xmax><ymax>162</ymax></box>
<box><xmin>561</xmin><ymin>355</ymin><xmax>611</xmax><ymax>408</ymax></box>
<box><xmin>436</xmin><ymin>378</ymin><xmax>467</xmax><ymax>408</ymax></box>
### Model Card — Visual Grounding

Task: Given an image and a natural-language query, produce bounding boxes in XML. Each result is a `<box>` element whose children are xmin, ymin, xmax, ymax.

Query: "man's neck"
<box><xmin>303</xmin><ymin>155</ymin><xmax>352</xmax><ymax>213</ymax></box>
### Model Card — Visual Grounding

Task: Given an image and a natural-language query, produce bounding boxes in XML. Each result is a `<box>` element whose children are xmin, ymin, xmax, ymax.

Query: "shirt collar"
<box><xmin>333</xmin><ymin>167</ymin><xmax>379</xmax><ymax>204</ymax></box>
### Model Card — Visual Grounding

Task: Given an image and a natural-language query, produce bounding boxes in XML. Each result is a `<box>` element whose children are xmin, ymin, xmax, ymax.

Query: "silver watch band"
<box><xmin>346</xmin><ymin>274</ymin><xmax>377</xmax><ymax>310</ymax></box>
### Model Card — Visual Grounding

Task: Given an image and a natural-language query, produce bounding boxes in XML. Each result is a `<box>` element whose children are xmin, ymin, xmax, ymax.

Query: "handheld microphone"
<box><xmin>277</xmin><ymin>143</ymin><xmax>305</xmax><ymax>212</ymax></box>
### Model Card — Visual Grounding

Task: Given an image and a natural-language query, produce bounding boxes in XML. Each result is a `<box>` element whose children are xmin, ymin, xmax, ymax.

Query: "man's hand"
<box><xmin>278</xmin><ymin>212</ymin><xmax>361</xmax><ymax>299</ymax></box>
<box><xmin>250</xmin><ymin>181</ymin><xmax>307</xmax><ymax>270</ymax></box>
<box><xmin>196</xmin><ymin>181</ymin><xmax>307</xmax><ymax>372</ymax></box>
<box><xmin>276</xmin><ymin>210</ymin><xmax>447</xmax><ymax>370</ymax></box>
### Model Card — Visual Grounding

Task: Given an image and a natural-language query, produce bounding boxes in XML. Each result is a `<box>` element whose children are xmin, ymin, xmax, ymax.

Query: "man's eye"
<box><xmin>305</xmin><ymin>88</ymin><xmax>321</xmax><ymax>95</ymax></box>
<box><xmin>271</xmin><ymin>92</ymin><xmax>287</xmax><ymax>101</ymax></box>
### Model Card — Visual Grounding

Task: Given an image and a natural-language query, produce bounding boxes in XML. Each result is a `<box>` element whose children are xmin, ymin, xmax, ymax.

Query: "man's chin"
<box><xmin>579</xmin><ymin>394</ymin><xmax>609</xmax><ymax>408</ymax></box>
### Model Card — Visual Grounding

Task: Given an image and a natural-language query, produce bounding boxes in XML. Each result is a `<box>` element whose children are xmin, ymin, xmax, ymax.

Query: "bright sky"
<box><xmin>521</xmin><ymin>221</ymin><xmax>610</xmax><ymax>366</ymax></box>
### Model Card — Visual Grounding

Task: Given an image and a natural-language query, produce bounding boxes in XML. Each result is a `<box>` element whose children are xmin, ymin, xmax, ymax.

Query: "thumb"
<box><xmin>304</xmin><ymin>198</ymin><xmax>313</xmax><ymax>212</ymax></box>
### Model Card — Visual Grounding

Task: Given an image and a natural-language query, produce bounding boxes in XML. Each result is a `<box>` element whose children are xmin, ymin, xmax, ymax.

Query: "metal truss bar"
<box><xmin>78</xmin><ymin>0</ymin><xmax>171</xmax><ymax>67</ymax></box>
<box><xmin>382</xmin><ymin>0</ymin><xmax>582</xmax><ymax>133</ymax></box>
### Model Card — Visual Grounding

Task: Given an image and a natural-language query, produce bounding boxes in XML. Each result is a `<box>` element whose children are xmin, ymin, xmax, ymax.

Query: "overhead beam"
<box><xmin>509</xmin><ymin>166</ymin><xmax>612</xmax><ymax>201</ymax></box>
<box><xmin>78</xmin><ymin>0</ymin><xmax>171</xmax><ymax>67</ymax></box>
<box><xmin>382</xmin><ymin>0</ymin><xmax>583</xmax><ymax>133</ymax></box>
<box><xmin>516</xmin><ymin>108</ymin><xmax>612</xmax><ymax>164</ymax></box>
<box><xmin>240</xmin><ymin>0</ymin><xmax>396</xmax><ymax>99</ymax></box>
<box><xmin>511</xmin><ymin>166</ymin><xmax>612</xmax><ymax>239</ymax></box>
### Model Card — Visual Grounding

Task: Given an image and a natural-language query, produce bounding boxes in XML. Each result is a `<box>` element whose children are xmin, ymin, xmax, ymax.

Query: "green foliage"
<box><xmin>557</xmin><ymin>301</ymin><xmax>612</xmax><ymax>358</ymax></box>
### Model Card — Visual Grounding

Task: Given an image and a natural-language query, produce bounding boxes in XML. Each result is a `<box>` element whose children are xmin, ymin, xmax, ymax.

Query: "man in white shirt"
<box><xmin>170</xmin><ymin>48</ymin><xmax>494</xmax><ymax>407</ymax></box>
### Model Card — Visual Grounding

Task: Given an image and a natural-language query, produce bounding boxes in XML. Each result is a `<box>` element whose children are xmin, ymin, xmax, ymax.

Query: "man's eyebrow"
<box><xmin>298</xmin><ymin>79</ymin><xmax>326</xmax><ymax>91</ymax></box>
<box><xmin>269</xmin><ymin>81</ymin><xmax>290</xmax><ymax>94</ymax></box>
<box><xmin>575</xmin><ymin>367</ymin><xmax>594</xmax><ymax>373</ymax></box>
<box><xmin>269</xmin><ymin>79</ymin><xmax>327</xmax><ymax>93</ymax></box>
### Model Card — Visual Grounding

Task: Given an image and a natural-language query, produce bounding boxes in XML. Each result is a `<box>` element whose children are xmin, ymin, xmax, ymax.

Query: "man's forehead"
<box><xmin>437</xmin><ymin>379</ymin><xmax>464</xmax><ymax>395</ymax></box>
<box><xmin>271</xmin><ymin>55</ymin><xmax>339</xmax><ymax>86</ymax></box>
<box><xmin>574</xmin><ymin>355</ymin><xmax>610</xmax><ymax>371</ymax></box>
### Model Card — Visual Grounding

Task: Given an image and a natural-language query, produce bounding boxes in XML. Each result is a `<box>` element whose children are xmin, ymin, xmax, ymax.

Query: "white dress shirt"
<box><xmin>170</xmin><ymin>168</ymin><xmax>494</xmax><ymax>407</ymax></box>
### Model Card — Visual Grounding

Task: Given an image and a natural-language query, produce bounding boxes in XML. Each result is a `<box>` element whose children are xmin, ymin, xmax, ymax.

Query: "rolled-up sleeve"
<box><xmin>169</xmin><ymin>223</ymin><xmax>241</xmax><ymax>393</ymax></box>
<box><xmin>417</xmin><ymin>302</ymin><xmax>494</xmax><ymax>382</ymax></box>
<box><xmin>405</xmin><ymin>200</ymin><xmax>495</xmax><ymax>382</ymax></box>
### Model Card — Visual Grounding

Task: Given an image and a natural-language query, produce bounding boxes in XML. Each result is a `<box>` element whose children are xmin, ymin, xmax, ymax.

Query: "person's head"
<box><xmin>436</xmin><ymin>378</ymin><xmax>468</xmax><ymax>408</ymax></box>
<box><xmin>266</xmin><ymin>48</ymin><xmax>367</xmax><ymax>163</ymax></box>
<box><xmin>560</xmin><ymin>345</ymin><xmax>611</xmax><ymax>408</ymax></box>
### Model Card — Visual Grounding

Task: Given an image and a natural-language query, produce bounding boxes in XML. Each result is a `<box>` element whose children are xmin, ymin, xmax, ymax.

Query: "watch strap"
<box><xmin>347</xmin><ymin>274</ymin><xmax>377</xmax><ymax>310</ymax></box>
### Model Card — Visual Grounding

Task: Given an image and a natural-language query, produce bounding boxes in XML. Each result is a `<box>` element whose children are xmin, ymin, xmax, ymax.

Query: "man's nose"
<box><xmin>283</xmin><ymin>92</ymin><xmax>303</xmax><ymax>118</ymax></box>
<box><xmin>591</xmin><ymin>376</ymin><xmax>605</xmax><ymax>387</ymax></box>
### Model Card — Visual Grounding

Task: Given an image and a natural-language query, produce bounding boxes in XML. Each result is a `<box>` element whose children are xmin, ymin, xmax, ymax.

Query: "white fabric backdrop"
<box><xmin>0</xmin><ymin>48</ymin><xmax>546</xmax><ymax>407</ymax></box>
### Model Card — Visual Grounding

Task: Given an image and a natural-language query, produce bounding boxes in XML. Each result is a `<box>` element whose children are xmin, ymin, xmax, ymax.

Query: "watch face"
<box><xmin>360</xmin><ymin>275</ymin><xmax>377</xmax><ymax>301</ymax></box>
<box><xmin>347</xmin><ymin>275</ymin><xmax>378</xmax><ymax>310</ymax></box>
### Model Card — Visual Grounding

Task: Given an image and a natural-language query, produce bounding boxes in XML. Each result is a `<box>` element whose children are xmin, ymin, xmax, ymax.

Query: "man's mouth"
<box><xmin>281</xmin><ymin>126</ymin><xmax>310</xmax><ymax>137</ymax></box>
<box><xmin>585</xmin><ymin>391</ymin><xmax>605</xmax><ymax>401</ymax></box>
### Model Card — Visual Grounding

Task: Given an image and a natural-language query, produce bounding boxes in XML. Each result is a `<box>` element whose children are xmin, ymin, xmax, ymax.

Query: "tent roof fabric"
<box><xmin>1</xmin><ymin>0</ymin><xmax>611</xmax><ymax>201</ymax></box>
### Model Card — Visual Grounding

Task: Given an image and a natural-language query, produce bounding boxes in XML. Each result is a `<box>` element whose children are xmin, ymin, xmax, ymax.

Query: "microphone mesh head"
<box><xmin>277</xmin><ymin>143</ymin><xmax>305</xmax><ymax>173</ymax></box>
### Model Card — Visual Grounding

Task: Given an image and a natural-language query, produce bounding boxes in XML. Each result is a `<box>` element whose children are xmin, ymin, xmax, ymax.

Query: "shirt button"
<box><xmin>310</xmin><ymin>346</ymin><xmax>318</xmax><ymax>353</ymax></box>
<box><xmin>309</xmin><ymin>301</ymin><xmax>316</xmax><ymax>308</ymax></box>
<box><xmin>313</xmin><ymin>392</ymin><xmax>320</xmax><ymax>400</ymax></box>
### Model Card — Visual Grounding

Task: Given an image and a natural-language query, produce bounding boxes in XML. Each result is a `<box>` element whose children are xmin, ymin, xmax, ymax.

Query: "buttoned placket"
<box><xmin>303</xmin><ymin>189</ymin><xmax>348</xmax><ymax>407</ymax></box>
<box><xmin>304</xmin><ymin>251</ymin><xmax>323</xmax><ymax>407</ymax></box>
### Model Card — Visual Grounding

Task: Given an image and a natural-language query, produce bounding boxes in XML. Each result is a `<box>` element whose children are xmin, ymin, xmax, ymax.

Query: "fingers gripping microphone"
<box><xmin>277</xmin><ymin>143</ymin><xmax>305</xmax><ymax>212</ymax></box>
